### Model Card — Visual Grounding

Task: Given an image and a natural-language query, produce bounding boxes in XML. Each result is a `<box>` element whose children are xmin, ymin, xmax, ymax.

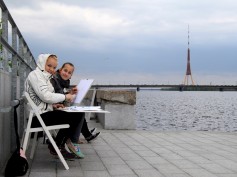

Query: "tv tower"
<box><xmin>183</xmin><ymin>25</ymin><xmax>195</xmax><ymax>85</ymax></box>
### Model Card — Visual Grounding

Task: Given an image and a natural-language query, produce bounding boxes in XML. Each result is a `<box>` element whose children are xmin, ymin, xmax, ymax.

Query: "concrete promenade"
<box><xmin>2</xmin><ymin>120</ymin><xmax>237</xmax><ymax>177</ymax></box>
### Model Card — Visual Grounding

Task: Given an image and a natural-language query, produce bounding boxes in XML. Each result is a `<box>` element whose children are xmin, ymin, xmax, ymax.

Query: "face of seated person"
<box><xmin>45</xmin><ymin>57</ymin><xmax>58</xmax><ymax>75</ymax></box>
<box><xmin>59</xmin><ymin>64</ymin><xmax>74</xmax><ymax>81</ymax></box>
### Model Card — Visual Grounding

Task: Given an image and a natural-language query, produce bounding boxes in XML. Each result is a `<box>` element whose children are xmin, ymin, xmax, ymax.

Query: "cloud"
<box><xmin>4</xmin><ymin>0</ymin><xmax>237</xmax><ymax>84</ymax></box>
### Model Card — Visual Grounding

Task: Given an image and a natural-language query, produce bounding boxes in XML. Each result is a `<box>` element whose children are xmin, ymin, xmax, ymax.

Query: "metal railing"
<box><xmin>0</xmin><ymin>0</ymin><xmax>36</xmax><ymax>171</ymax></box>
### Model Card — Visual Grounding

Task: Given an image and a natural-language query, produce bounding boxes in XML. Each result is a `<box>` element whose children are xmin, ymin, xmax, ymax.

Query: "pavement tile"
<box><xmin>97</xmin><ymin>150</ymin><xmax>119</xmax><ymax>158</ymax></box>
<box><xmin>82</xmin><ymin>154</ymin><xmax>102</xmax><ymax>162</ymax></box>
<box><xmin>81</xmin><ymin>148</ymin><xmax>97</xmax><ymax>155</ymax></box>
<box><xmin>143</xmin><ymin>156</ymin><xmax>170</xmax><ymax>165</ymax></box>
<box><xmin>113</xmin><ymin>147</ymin><xmax>134</xmax><ymax>154</ymax></box>
<box><xmin>134</xmin><ymin>169</ymin><xmax>164</xmax><ymax>177</ymax></box>
<box><xmin>28</xmin><ymin>171</ymin><xmax>56</xmax><ymax>177</ymax></box>
<box><xmin>93</xmin><ymin>145</ymin><xmax>113</xmax><ymax>151</ymax></box>
<box><xmin>128</xmin><ymin>145</ymin><xmax>150</xmax><ymax>151</ymax></box>
<box><xmin>106</xmin><ymin>164</ymin><xmax>135</xmax><ymax>176</ymax></box>
<box><xmin>84</xmin><ymin>171</ymin><xmax>111</xmax><ymax>177</ymax></box>
<box><xmin>134</xmin><ymin>150</ymin><xmax>157</xmax><ymax>157</ymax></box>
<box><xmin>159</xmin><ymin>152</ymin><xmax>184</xmax><ymax>160</ymax></box>
<box><xmin>57</xmin><ymin>167</ymin><xmax>84</xmax><ymax>177</ymax></box>
<box><xmin>162</xmin><ymin>173</ymin><xmax>192</xmax><ymax>177</ymax></box>
<box><xmin>198</xmin><ymin>163</ymin><xmax>234</xmax><ymax>174</ymax></box>
<box><xmin>79</xmin><ymin>161</ymin><xmax>106</xmax><ymax>171</ymax></box>
<box><xmin>111</xmin><ymin>175</ymin><xmax>138</xmax><ymax>177</ymax></box>
<box><xmin>126</xmin><ymin>160</ymin><xmax>153</xmax><ymax>170</ymax></box>
<box><xmin>101</xmin><ymin>157</ymin><xmax>126</xmax><ymax>165</ymax></box>
<box><xmin>214</xmin><ymin>159</ymin><xmax>237</xmax><ymax>172</ymax></box>
<box><xmin>170</xmin><ymin>159</ymin><xmax>200</xmax><ymax>169</ymax></box>
<box><xmin>216</xmin><ymin>174</ymin><xmax>237</xmax><ymax>177</ymax></box>
<box><xmin>154</xmin><ymin>163</ymin><xmax>186</xmax><ymax>174</ymax></box>
<box><xmin>174</xmin><ymin>150</ymin><xmax>198</xmax><ymax>157</ymax></box>
<box><xmin>119</xmin><ymin>153</ymin><xmax>143</xmax><ymax>161</ymax></box>
<box><xmin>30</xmin><ymin>160</ymin><xmax>56</xmax><ymax>172</ymax></box>
<box><xmin>185</xmin><ymin>156</ymin><xmax>212</xmax><ymax>164</ymax></box>
<box><xmin>183</xmin><ymin>168</ymin><xmax>219</xmax><ymax>177</ymax></box>
<box><xmin>150</xmin><ymin>147</ymin><xmax>173</xmax><ymax>154</ymax></box>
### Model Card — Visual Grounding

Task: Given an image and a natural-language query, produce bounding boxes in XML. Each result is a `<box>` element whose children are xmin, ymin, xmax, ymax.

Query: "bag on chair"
<box><xmin>5</xmin><ymin>100</ymin><xmax>28</xmax><ymax>177</ymax></box>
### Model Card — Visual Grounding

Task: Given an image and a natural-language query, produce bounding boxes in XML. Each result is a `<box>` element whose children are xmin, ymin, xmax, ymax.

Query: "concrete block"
<box><xmin>95</xmin><ymin>89</ymin><xmax>136</xmax><ymax>130</ymax></box>
<box><xmin>97</xmin><ymin>102</ymin><xmax>136</xmax><ymax>129</ymax></box>
<box><xmin>96</xmin><ymin>89</ymin><xmax>136</xmax><ymax>105</ymax></box>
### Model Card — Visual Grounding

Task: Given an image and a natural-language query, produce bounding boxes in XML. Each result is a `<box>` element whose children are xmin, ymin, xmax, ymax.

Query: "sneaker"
<box><xmin>90</xmin><ymin>128</ymin><xmax>97</xmax><ymax>135</ymax></box>
<box><xmin>66</xmin><ymin>140</ymin><xmax>85</xmax><ymax>159</ymax></box>
<box><xmin>48</xmin><ymin>144</ymin><xmax>75</xmax><ymax>160</ymax></box>
<box><xmin>86</xmin><ymin>132</ymin><xmax>101</xmax><ymax>142</ymax></box>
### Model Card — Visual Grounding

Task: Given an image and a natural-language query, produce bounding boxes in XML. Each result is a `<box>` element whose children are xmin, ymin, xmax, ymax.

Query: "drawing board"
<box><xmin>73</xmin><ymin>79</ymin><xmax>94</xmax><ymax>105</ymax></box>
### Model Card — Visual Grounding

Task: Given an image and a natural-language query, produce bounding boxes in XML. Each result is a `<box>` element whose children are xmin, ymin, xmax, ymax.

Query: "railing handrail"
<box><xmin>0</xmin><ymin>36</ymin><xmax>34</xmax><ymax>70</ymax></box>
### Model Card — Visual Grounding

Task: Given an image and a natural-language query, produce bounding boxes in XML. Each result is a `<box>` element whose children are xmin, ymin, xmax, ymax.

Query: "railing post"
<box><xmin>20</xmin><ymin>64</ymin><xmax>27</xmax><ymax>134</ymax></box>
<box><xmin>1</xmin><ymin>8</ymin><xmax>8</xmax><ymax>70</ymax></box>
<box><xmin>18</xmin><ymin>37</ymin><xmax>23</xmax><ymax>58</ymax></box>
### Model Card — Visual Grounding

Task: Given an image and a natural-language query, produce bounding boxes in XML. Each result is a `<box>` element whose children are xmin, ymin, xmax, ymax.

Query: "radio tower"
<box><xmin>183</xmin><ymin>25</ymin><xmax>195</xmax><ymax>85</ymax></box>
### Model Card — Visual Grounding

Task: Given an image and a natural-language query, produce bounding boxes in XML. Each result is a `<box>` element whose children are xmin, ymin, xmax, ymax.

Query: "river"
<box><xmin>135</xmin><ymin>90</ymin><xmax>237</xmax><ymax>132</ymax></box>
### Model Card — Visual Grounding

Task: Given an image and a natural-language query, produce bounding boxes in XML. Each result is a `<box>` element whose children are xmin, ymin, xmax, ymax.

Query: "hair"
<box><xmin>61</xmin><ymin>62</ymin><xmax>74</xmax><ymax>69</ymax></box>
<box><xmin>48</xmin><ymin>54</ymin><xmax>58</xmax><ymax>60</ymax></box>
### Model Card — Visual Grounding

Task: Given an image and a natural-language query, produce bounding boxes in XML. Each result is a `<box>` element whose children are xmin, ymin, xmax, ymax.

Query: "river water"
<box><xmin>135</xmin><ymin>90</ymin><xmax>237</xmax><ymax>132</ymax></box>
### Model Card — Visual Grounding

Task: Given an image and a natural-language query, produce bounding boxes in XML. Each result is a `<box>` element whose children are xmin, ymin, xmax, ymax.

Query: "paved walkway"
<box><xmin>4</xmin><ymin>121</ymin><xmax>237</xmax><ymax>177</ymax></box>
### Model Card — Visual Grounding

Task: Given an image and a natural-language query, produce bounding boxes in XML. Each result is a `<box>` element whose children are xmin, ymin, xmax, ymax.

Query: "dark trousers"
<box><xmin>70</xmin><ymin>112</ymin><xmax>92</xmax><ymax>140</ymax></box>
<box><xmin>81</xmin><ymin>119</ymin><xmax>92</xmax><ymax>138</ymax></box>
<box><xmin>32</xmin><ymin>110</ymin><xmax>84</xmax><ymax>146</ymax></box>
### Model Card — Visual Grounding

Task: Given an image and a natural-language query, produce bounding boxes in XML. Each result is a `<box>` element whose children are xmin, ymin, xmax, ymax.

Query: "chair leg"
<box><xmin>46</xmin><ymin>131</ymin><xmax>69</xmax><ymax>170</ymax></box>
<box><xmin>22</xmin><ymin>130</ymin><xmax>31</xmax><ymax>152</ymax></box>
<box><xmin>30</xmin><ymin>132</ymin><xmax>38</xmax><ymax>159</ymax></box>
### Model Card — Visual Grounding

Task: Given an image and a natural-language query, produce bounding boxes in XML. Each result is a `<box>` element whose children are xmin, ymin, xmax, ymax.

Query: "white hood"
<box><xmin>36</xmin><ymin>54</ymin><xmax>51</xmax><ymax>71</ymax></box>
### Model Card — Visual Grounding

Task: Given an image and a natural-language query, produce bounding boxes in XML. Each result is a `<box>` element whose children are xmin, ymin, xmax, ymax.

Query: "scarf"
<box><xmin>51</xmin><ymin>71</ymin><xmax>70</xmax><ymax>94</ymax></box>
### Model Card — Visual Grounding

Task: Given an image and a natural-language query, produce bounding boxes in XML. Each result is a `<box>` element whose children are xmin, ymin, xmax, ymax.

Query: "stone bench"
<box><xmin>84</xmin><ymin>89</ymin><xmax>136</xmax><ymax>130</ymax></box>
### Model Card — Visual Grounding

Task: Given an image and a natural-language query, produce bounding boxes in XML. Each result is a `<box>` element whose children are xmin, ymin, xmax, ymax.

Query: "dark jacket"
<box><xmin>50</xmin><ymin>71</ymin><xmax>70</xmax><ymax>94</ymax></box>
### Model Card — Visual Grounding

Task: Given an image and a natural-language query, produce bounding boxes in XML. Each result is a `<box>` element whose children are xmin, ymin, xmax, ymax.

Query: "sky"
<box><xmin>3</xmin><ymin>0</ymin><xmax>237</xmax><ymax>85</ymax></box>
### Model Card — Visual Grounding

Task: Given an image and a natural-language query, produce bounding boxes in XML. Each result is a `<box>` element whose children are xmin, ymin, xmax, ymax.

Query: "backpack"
<box><xmin>5</xmin><ymin>100</ymin><xmax>28</xmax><ymax>177</ymax></box>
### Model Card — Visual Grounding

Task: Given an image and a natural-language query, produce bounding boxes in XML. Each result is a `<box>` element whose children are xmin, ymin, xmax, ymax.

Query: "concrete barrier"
<box><xmin>86</xmin><ymin>89</ymin><xmax>137</xmax><ymax>130</ymax></box>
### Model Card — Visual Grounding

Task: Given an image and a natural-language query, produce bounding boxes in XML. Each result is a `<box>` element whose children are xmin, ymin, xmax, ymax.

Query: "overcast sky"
<box><xmin>4</xmin><ymin>0</ymin><xmax>237</xmax><ymax>85</ymax></box>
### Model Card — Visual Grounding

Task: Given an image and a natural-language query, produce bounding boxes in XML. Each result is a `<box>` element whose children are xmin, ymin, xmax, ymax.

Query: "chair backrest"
<box><xmin>24</xmin><ymin>92</ymin><xmax>48</xmax><ymax>130</ymax></box>
<box><xmin>24</xmin><ymin>92</ymin><xmax>40</xmax><ymax>114</ymax></box>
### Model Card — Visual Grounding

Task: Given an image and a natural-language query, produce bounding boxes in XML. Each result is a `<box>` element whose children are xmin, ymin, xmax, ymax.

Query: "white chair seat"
<box><xmin>27</xmin><ymin>124</ymin><xmax>69</xmax><ymax>133</ymax></box>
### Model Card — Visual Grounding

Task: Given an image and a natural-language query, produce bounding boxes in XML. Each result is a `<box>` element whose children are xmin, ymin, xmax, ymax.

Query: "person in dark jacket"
<box><xmin>50</xmin><ymin>62</ymin><xmax>101</xmax><ymax>143</ymax></box>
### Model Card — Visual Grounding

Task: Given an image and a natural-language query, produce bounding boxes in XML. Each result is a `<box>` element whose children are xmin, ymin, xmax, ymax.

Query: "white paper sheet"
<box><xmin>58</xmin><ymin>106</ymin><xmax>110</xmax><ymax>113</ymax></box>
<box><xmin>67</xmin><ymin>106</ymin><xmax>101</xmax><ymax>111</ymax></box>
<box><xmin>73</xmin><ymin>79</ymin><xmax>94</xmax><ymax>105</ymax></box>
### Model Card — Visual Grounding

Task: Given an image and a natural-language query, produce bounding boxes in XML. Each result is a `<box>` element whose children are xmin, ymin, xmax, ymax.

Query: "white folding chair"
<box><xmin>22</xmin><ymin>92</ymin><xmax>70</xmax><ymax>170</ymax></box>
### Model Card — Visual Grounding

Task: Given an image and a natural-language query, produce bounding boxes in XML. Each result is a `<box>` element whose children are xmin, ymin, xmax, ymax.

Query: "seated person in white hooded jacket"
<box><xmin>24</xmin><ymin>54</ymin><xmax>85</xmax><ymax>159</ymax></box>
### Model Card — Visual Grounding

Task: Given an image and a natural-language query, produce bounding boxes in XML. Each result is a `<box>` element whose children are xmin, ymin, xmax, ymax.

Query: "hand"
<box><xmin>65</xmin><ymin>93</ymin><xmax>74</xmax><ymax>102</ymax></box>
<box><xmin>70</xmin><ymin>87</ymin><xmax>78</xmax><ymax>94</ymax></box>
<box><xmin>53</xmin><ymin>104</ymin><xmax>65</xmax><ymax>109</ymax></box>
